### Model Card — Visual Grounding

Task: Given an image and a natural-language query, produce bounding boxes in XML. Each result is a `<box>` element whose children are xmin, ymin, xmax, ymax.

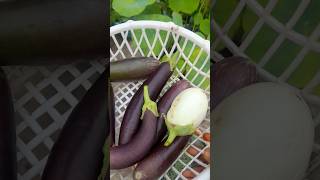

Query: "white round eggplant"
<box><xmin>213</xmin><ymin>82</ymin><xmax>314</xmax><ymax>180</ymax></box>
<box><xmin>164</xmin><ymin>87</ymin><xmax>208</xmax><ymax>146</ymax></box>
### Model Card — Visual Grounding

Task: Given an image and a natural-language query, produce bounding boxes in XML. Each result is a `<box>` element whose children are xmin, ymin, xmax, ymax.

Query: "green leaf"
<box><xmin>135</xmin><ymin>14</ymin><xmax>172</xmax><ymax>22</ymax></box>
<box><xmin>195</xmin><ymin>31</ymin><xmax>205</xmax><ymax>39</ymax></box>
<box><xmin>172</xmin><ymin>12</ymin><xmax>183</xmax><ymax>26</ymax></box>
<box><xmin>200</xmin><ymin>18</ymin><xmax>210</xmax><ymax>36</ymax></box>
<box><xmin>141</xmin><ymin>2</ymin><xmax>162</xmax><ymax>14</ymax></box>
<box><xmin>112</xmin><ymin>0</ymin><xmax>156</xmax><ymax>17</ymax></box>
<box><xmin>193</xmin><ymin>12</ymin><xmax>203</xmax><ymax>25</ymax></box>
<box><xmin>168</xmin><ymin>0</ymin><xmax>200</xmax><ymax>14</ymax></box>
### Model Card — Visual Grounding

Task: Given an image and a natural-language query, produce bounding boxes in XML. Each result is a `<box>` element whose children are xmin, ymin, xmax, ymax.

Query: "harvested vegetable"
<box><xmin>42</xmin><ymin>70</ymin><xmax>109</xmax><ymax>180</ymax></box>
<box><xmin>109</xmin><ymin>81</ymin><xmax>115</xmax><ymax>146</ymax></box>
<box><xmin>134</xmin><ymin>136</ymin><xmax>190</xmax><ymax>180</ymax></box>
<box><xmin>186</xmin><ymin>146</ymin><xmax>199</xmax><ymax>157</ymax></box>
<box><xmin>182</xmin><ymin>169</ymin><xmax>196</xmax><ymax>179</ymax></box>
<box><xmin>0</xmin><ymin>68</ymin><xmax>17</xmax><ymax>180</ymax></box>
<box><xmin>155</xmin><ymin>79</ymin><xmax>191</xmax><ymax>143</ymax></box>
<box><xmin>110</xmin><ymin>57</ymin><xmax>160</xmax><ymax>81</ymax></box>
<box><xmin>0</xmin><ymin>0</ymin><xmax>106</xmax><ymax>65</ymax></box>
<box><xmin>164</xmin><ymin>87</ymin><xmax>208</xmax><ymax>146</ymax></box>
<box><xmin>212</xmin><ymin>56</ymin><xmax>258</xmax><ymax>109</ymax></box>
<box><xmin>202</xmin><ymin>147</ymin><xmax>210</xmax><ymax>164</ymax></box>
<box><xmin>110</xmin><ymin>86</ymin><xmax>159</xmax><ymax>169</ymax></box>
<box><xmin>119</xmin><ymin>56</ymin><xmax>176</xmax><ymax>145</ymax></box>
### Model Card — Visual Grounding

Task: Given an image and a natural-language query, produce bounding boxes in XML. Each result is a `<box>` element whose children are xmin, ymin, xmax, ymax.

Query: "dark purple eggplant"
<box><xmin>155</xmin><ymin>80</ymin><xmax>191</xmax><ymax>143</ymax></box>
<box><xmin>42</xmin><ymin>70</ymin><xmax>109</xmax><ymax>180</ymax></box>
<box><xmin>110</xmin><ymin>57</ymin><xmax>160</xmax><ymax>81</ymax></box>
<box><xmin>109</xmin><ymin>81</ymin><xmax>115</xmax><ymax>146</ymax></box>
<box><xmin>0</xmin><ymin>0</ymin><xmax>107</xmax><ymax>65</ymax></box>
<box><xmin>0</xmin><ymin>68</ymin><xmax>16</xmax><ymax>180</ymax></box>
<box><xmin>134</xmin><ymin>136</ymin><xmax>191</xmax><ymax>180</ymax></box>
<box><xmin>110</xmin><ymin>86</ymin><xmax>159</xmax><ymax>169</ymax></box>
<box><xmin>119</xmin><ymin>59</ymin><xmax>175</xmax><ymax>145</ymax></box>
<box><xmin>212</xmin><ymin>56</ymin><xmax>258</xmax><ymax>109</ymax></box>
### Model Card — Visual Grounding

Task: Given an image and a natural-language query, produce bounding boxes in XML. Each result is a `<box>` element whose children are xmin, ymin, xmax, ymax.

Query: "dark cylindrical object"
<box><xmin>110</xmin><ymin>110</ymin><xmax>158</xmax><ymax>169</ymax></box>
<box><xmin>119</xmin><ymin>62</ymin><xmax>172</xmax><ymax>145</ymax></box>
<box><xmin>212</xmin><ymin>56</ymin><xmax>258</xmax><ymax>109</ymax></box>
<box><xmin>134</xmin><ymin>136</ymin><xmax>190</xmax><ymax>180</ymax></box>
<box><xmin>0</xmin><ymin>0</ymin><xmax>107</xmax><ymax>65</ymax></box>
<box><xmin>155</xmin><ymin>80</ymin><xmax>191</xmax><ymax>143</ymax></box>
<box><xmin>42</xmin><ymin>70</ymin><xmax>109</xmax><ymax>180</ymax></box>
<box><xmin>110</xmin><ymin>57</ymin><xmax>160</xmax><ymax>81</ymax></box>
<box><xmin>0</xmin><ymin>68</ymin><xmax>17</xmax><ymax>180</ymax></box>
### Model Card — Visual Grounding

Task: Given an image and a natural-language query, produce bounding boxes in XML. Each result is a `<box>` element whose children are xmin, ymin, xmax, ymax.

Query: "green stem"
<box><xmin>164</xmin><ymin>128</ymin><xmax>177</xmax><ymax>146</ymax></box>
<box><xmin>160</xmin><ymin>53</ymin><xmax>178</xmax><ymax>71</ymax></box>
<box><xmin>141</xmin><ymin>86</ymin><xmax>159</xmax><ymax>119</ymax></box>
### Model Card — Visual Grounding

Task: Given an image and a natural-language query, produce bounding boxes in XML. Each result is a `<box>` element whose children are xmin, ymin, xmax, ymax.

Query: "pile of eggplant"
<box><xmin>107</xmin><ymin>57</ymin><xmax>208</xmax><ymax>180</ymax></box>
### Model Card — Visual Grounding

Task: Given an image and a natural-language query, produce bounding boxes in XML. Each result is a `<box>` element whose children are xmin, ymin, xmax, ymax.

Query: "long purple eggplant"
<box><xmin>0</xmin><ymin>68</ymin><xmax>17</xmax><ymax>180</ymax></box>
<box><xmin>134</xmin><ymin>136</ymin><xmax>191</xmax><ymax>180</ymax></box>
<box><xmin>155</xmin><ymin>80</ymin><xmax>191</xmax><ymax>143</ymax></box>
<box><xmin>119</xmin><ymin>58</ymin><xmax>175</xmax><ymax>145</ymax></box>
<box><xmin>109</xmin><ymin>81</ymin><xmax>115</xmax><ymax>146</ymax></box>
<box><xmin>110</xmin><ymin>86</ymin><xmax>159</xmax><ymax>169</ymax></box>
<box><xmin>42</xmin><ymin>70</ymin><xmax>109</xmax><ymax>180</ymax></box>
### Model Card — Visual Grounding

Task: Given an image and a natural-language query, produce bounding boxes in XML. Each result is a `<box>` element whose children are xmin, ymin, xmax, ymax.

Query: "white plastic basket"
<box><xmin>110</xmin><ymin>20</ymin><xmax>210</xmax><ymax>180</ymax></box>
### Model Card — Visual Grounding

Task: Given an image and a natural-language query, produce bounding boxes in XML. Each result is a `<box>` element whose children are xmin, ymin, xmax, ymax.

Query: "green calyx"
<box><xmin>160</xmin><ymin>52</ymin><xmax>178</xmax><ymax>71</ymax></box>
<box><xmin>164</xmin><ymin>116</ymin><xmax>196</xmax><ymax>146</ymax></box>
<box><xmin>141</xmin><ymin>85</ymin><xmax>159</xmax><ymax>119</ymax></box>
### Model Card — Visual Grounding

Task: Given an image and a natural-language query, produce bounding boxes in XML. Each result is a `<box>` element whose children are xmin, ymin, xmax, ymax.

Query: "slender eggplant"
<box><xmin>155</xmin><ymin>80</ymin><xmax>191</xmax><ymax>143</ymax></box>
<box><xmin>0</xmin><ymin>0</ymin><xmax>107</xmax><ymax>65</ymax></box>
<box><xmin>119</xmin><ymin>57</ymin><xmax>175</xmax><ymax>145</ymax></box>
<box><xmin>109</xmin><ymin>80</ymin><xmax>115</xmax><ymax>146</ymax></box>
<box><xmin>0</xmin><ymin>68</ymin><xmax>17</xmax><ymax>180</ymax></box>
<box><xmin>134</xmin><ymin>136</ymin><xmax>191</xmax><ymax>180</ymax></box>
<box><xmin>110</xmin><ymin>86</ymin><xmax>159</xmax><ymax>169</ymax></box>
<box><xmin>110</xmin><ymin>57</ymin><xmax>160</xmax><ymax>81</ymax></box>
<box><xmin>42</xmin><ymin>70</ymin><xmax>109</xmax><ymax>180</ymax></box>
<box><xmin>212</xmin><ymin>56</ymin><xmax>258</xmax><ymax>109</ymax></box>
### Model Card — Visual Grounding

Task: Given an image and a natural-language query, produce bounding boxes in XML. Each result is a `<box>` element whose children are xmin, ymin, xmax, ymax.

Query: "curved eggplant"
<box><xmin>119</xmin><ymin>59</ymin><xmax>174</xmax><ymax>145</ymax></box>
<box><xmin>155</xmin><ymin>80</ymin><xmax>191</xmax><ymax>143</ymax></box>
<box><xmin>109</xmin><ymin>81</ymin><xmax>115</xmax><ymax>146</ymax></box>
<box><xmin>111</xmin><ymin>86</ymin><xmax>159</xmax><ymax>169</ymax></box>
<box><xmin>134</xmin><ymin>136</ymin><xmax>191</xmax><ymax>180</ymax></box>
<box><xmin>212</xmin><ymin>56</ymin><xmax>258</xmax><ymax>108</ymax></box>
<box><xmin>0</xmin><ymin>68</ymin><xmax>16</xmax><ymax>180</ymax></box>
<box><xmin>0</xmin><ymin>0</ymin><xmax>107</xmax><ymax>65</ymax></box>
<box><xmin>42</xmin><ymin>70</ymin><xmax>109</xmax><ymax>180</ymax></box>
<box><xmin>110</xmin><ymin>57</ymin><xmax>160</xmax><ymax>81</ymax></box>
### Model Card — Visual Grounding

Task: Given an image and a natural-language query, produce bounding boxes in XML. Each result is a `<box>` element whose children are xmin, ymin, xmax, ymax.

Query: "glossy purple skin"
<box><xmin>109</xmin><ymin>82</ymin><xmax>115</xmax><ymax>146</ymax></box>
<box><xmin>212</xmin><ymin>56</ymin><xmax>258</xmax><ymax>109</ymax></box>
<box><xmin>119</xmin><ymin>62</ymin><xmax>172</xmax><ymax>145</ymax></box>
<box><xmin>0</xmin><ymin>69</ymin><xmax>17</xmax><ymax>180</ymax></box>
<box><xmin>134</xmin><ymin>136</ymin><xmax>191</xmax><ymax>180</ymax></box>
<box><xmin>42</xmin><ymin>71</ymin><xmax>109</xmax><ymax>180</ymax></box>
<box><xmin>155</xmin><ymin>80</ymin><xmax>191</xmax><ymax>143</ymax></box>
<box><xmin>110</xmin><ymin>110</ymin><xmax>157</xmax><ymax>169</ymax></box>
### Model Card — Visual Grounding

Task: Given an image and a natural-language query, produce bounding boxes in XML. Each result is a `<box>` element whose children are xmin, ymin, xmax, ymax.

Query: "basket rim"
<box><xmin>110</xmin><ymin>20</ymin><xmax>210</xmax><ymax>55</ymax></box>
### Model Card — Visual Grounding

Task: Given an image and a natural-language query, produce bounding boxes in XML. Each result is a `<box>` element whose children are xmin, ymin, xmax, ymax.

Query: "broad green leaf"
<box><xmin>141</xmin><ymin>2</ymin><xmax>162</xmax><ymax>14</ymax></box>
<box><xmin>172</xmin><ymin>12</ymin><xmax>183</xmax><ymax>26</ymax></box>
<box><xmin>112</xmin><ymin>0</ymin><xmax>156</xmax><ymax>17</ymax></box>
<box><xmin>168</xmin><ymin>0</ymin><xmax>200</xmax><ymax>14</ymax></box>
<box><xmin>200</xmin><ymin>18</ymin><xmax>210</xmax><ymax>36</ymax></box>
<box><xmin>193</xmin><ymin>12</ymin><xmax>203</xmax><ymax>26</ymax></box>
<box><xmin>196</xmin><ymin>32</ymin><xmax>205</xmax><ymax>39</ymax></box>
<box><xmin>135</xmin><ymin>14</ymin><xmax>172</xmax><ymax>22</ymax></box>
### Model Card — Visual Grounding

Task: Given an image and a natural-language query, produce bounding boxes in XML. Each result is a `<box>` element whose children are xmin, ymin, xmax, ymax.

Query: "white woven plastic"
<box><xmin>110</xmin><ymin>20</ymin><xmax>211</xmax><ymax>180</ymax></box>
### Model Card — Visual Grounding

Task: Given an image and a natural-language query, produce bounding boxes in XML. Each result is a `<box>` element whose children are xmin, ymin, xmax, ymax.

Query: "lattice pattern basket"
<box><xmin>110</xmin><ymin>20</ymin><xmax>211</xmax><ymax>179</ymax></box>
<box><xmin>213</xmin><ymin>0</ymin><xmax>320</xmax><ymax>179</ymax></box>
